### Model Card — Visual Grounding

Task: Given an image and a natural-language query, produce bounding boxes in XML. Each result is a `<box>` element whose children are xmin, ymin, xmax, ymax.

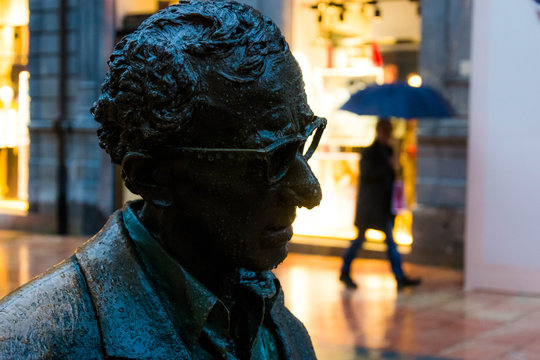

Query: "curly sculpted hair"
<box><xmin>91</xmin><ymin>0</ymin><xmax>289</xmax><ymax>164</ymax></box>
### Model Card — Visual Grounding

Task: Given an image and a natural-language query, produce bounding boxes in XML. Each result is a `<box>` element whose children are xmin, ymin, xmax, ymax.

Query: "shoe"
<box><xmin>397</xmin><ymin>275</ymin><xmax>421</xmax><ymax>290</ymax></box>
<box><xmin>339</xmin><ymin>273</ymin><xmax>358</xmax><ymax>289</ymax></box>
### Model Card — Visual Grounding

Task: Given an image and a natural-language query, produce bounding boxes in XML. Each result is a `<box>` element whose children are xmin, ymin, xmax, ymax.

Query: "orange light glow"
<box><xmin>365</xmin><ymin>229</ymin><xmax>386</xmax><ymax>242</ymax></box>
<box><xmin>0</xmin><ymin>86</ymin><xmax>13</xmax><ymax>107</ymax></box>
<box><xmin>18</xmin><ymin>245</ymin><xmax>29</xmax><ymax>284</ymax></box>
<box><xmin>407</xmin><ymin>74</ymin><xmax>422</xmax><ymax>87</ymax></box>
<box><xmin>394</xmin><ymin>210</ymin><xmax>413</xmax><ymax>245</ymax></box>
<box><xmin>395</xmin><ymin>232</ymin><xmax>413</xmax><ymax>246</ymax></box>
<box><xmin>0</xmin><ymin>199</ymin><xmax>28</xmax><ymax>213</ymax></box>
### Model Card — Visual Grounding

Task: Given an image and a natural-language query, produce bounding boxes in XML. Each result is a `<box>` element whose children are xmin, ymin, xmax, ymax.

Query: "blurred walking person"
<box><xmin>339</xmin><ymin>119</ymin><xmax>421</xmax><ymax>290</ymax></box>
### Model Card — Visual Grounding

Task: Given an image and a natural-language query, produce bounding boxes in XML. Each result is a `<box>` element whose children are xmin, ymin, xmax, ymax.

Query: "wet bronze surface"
<box><xmin>0</xmin><ymin>1</ymin><xmax>323</xmax><ymax>358</ymax></box>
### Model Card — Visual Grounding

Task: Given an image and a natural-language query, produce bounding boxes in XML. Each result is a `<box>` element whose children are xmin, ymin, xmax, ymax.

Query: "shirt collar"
<box><xmin>123</xmin><ymin>201</ymin><xmax>219</xmax><ymax>346</ymax></box>
<box><xmin>122</xmin><ymin>201</ymin><xmax>280</xmax><ymax>353</ymax></box>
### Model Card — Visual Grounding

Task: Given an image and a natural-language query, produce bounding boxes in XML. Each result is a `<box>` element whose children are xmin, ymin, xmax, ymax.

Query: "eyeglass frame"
<box><xmin>162</xmin><ymin>116</ymin><xmax>327</xmax><ymax>184</ymax></box>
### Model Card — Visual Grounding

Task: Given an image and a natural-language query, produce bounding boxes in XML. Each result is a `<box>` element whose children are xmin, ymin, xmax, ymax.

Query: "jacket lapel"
<box><xmin>75</xmin><ymin>211</ymin><xmax>191</xmax><ymax>360</ymax></box>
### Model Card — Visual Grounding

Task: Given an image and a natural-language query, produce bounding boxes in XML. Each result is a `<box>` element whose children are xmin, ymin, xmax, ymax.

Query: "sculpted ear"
<box><xmin>121</xmin><ymin>152</ymin><xmax>175</xmax><ymax>208</ymax></box>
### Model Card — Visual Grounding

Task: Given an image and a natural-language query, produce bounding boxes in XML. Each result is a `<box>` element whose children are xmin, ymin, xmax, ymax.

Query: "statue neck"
<box><xmin>137</xmin><ymin>201</ymin><xmax>234</xmax><ymax>297</ymax></box>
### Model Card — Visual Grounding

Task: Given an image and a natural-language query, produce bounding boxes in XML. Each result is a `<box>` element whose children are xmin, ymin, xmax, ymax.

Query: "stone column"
<box><xmin>26</xmin><ymin>0</ymin><xmax>115</xmax><ymax>234</ymax></box>
<box><xmin>412</xmin><ymin>0</ymin><xmax>472</xmax><ymax>268</ymax></box>
<box><xmin>66</xmin><ymin>0</ymin><xmax>115</xmax><ymax>234</ymax></box>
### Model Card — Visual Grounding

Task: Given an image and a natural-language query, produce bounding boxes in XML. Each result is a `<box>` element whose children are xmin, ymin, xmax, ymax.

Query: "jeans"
<box><xmin>340</xmin><ymin>218</ymin><xmax>404</xmax><ymax>280</ymax></box>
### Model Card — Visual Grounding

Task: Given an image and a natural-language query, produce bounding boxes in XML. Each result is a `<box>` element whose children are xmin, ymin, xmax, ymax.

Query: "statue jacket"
<box><xmin>0</xmin><ymin>210</ymin><xmax>316</xmax><ymax>360</ymax></box>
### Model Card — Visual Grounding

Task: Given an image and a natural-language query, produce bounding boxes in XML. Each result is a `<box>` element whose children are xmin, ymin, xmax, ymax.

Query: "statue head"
<box><xmin>92</xmin><ymin>0</ymin><xmax>325</xmax><ymax>273</ymax></box>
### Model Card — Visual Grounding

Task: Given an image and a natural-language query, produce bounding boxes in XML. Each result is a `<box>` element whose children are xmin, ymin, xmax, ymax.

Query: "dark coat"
<box><xmin>355</xmin><ymin>140</ymin><xmax>395</xmax><ymax>231</ymax></box>
<box><xmin>0</xmin><ymin>210</ymin><xmax>316</xmax><ymax>360</ymax></box>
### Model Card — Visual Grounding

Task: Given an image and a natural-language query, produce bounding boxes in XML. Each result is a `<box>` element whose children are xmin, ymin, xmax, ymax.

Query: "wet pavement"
<box><xmin>0</xmin><ymin>230</ymin><xmax>539</xmax><ymax>360</ymax></box>
<box><xmin>275</xmin><ymin>254</ymin><xmax>540</xmax><ymax>360</ymax></box>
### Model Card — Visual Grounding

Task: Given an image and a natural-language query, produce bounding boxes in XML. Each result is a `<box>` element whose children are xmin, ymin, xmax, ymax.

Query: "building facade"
<box><xmin>0</xmin><ymin>0</ymin><xmax>472</xmax><ymax>269</ymax></box>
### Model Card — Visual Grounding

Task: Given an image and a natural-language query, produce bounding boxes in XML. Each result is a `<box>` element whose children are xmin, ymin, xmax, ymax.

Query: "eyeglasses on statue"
<box><xmin>165</xmin><ymin>116</ymin><xmax>327</xmax><ymax>184</ymax></box>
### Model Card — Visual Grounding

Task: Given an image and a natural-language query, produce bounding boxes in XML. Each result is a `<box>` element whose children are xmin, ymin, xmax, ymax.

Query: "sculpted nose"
<box><xmin>280</xmin><ymin>156</ymin><xmax>322</xmax><ymax>209</ymax></box>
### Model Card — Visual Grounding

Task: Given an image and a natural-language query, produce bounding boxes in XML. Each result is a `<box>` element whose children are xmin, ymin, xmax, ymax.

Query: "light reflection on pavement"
<box><xmin>1</xmin><ymin>231</ymin><xmax>539</xmax><ymax>360</ymax></box>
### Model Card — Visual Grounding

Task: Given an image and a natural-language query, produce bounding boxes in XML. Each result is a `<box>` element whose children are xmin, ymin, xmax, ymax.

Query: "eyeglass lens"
<box><xmin>268</xmin><ymin>141</ymin><xmax>300</xmax><ymax>183</ymax></box>
<box><xmin>267</xmin><ymin>125</ymin><xmax>322</xmax><ymax>183</ymax></box>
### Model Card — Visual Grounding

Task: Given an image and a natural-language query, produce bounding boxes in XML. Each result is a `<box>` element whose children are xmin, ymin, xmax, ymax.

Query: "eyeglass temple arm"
<box><xmin>304</xmin><ymin>120</ymin><xmax>326</xmax><ymax>160</ymax></box>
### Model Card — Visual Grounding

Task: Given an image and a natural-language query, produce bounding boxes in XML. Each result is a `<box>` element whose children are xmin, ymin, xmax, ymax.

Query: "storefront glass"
<box><xmin>0</xmin><ymin>0</ymin><xmax>29</xmax><ymax>213</ymax></box>
<box><xmin>290</xmin><ymin>0</ymin><xmax>421</xmax><ymax>250</ymax></box>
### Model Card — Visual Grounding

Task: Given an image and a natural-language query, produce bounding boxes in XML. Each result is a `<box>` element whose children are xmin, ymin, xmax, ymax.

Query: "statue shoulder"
<box><xmin>0</xmin><ymin>256</ymin><xmax>103</xmax><ymax>359</ymax></box>
<box><xmin>271</xmin><ymin>290</ymin><xmax>317</xmax><ymax>360</ymax></box>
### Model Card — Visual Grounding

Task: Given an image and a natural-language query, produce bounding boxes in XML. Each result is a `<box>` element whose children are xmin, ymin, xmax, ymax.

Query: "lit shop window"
<box><xmin>289</xmin><ymin>0</ymin><xmax>421</xmax><ymax>251</ymax></box>
<box><xmin>0</xmin><ymin>0</ymin><xmax>30</xmax><ymax>213</ymax></box>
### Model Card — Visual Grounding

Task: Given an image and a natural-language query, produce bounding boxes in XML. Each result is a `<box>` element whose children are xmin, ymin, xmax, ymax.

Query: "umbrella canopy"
<box><xmin>340</xmin><ymin>82</ymin><xmax>454</xmax><ymax>119</ymax></box>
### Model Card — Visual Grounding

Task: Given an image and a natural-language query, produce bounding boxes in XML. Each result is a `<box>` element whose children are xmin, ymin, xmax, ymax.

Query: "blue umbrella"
<box><xmin>340</xmin><ymin>82</ymin><xmax>454</xmax><ymax>119</ymax></box>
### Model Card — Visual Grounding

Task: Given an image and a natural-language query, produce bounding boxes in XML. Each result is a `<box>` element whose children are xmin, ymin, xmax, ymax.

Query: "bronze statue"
<box><xmin>0</xmin><ymin>1</ymin><xmax>326</xmax><ymax>359</ymax></box>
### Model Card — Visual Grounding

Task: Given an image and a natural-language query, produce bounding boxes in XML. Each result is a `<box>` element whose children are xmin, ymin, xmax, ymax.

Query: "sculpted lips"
<box><xmin>261</xmin><ymin>211</ymin><xmax>296</xmax><ymax>248</ymax></box>
<box><xmin>261</xmin><ymin>225</ymin><xmax>293</xmax><ymax>248</ymax></box>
